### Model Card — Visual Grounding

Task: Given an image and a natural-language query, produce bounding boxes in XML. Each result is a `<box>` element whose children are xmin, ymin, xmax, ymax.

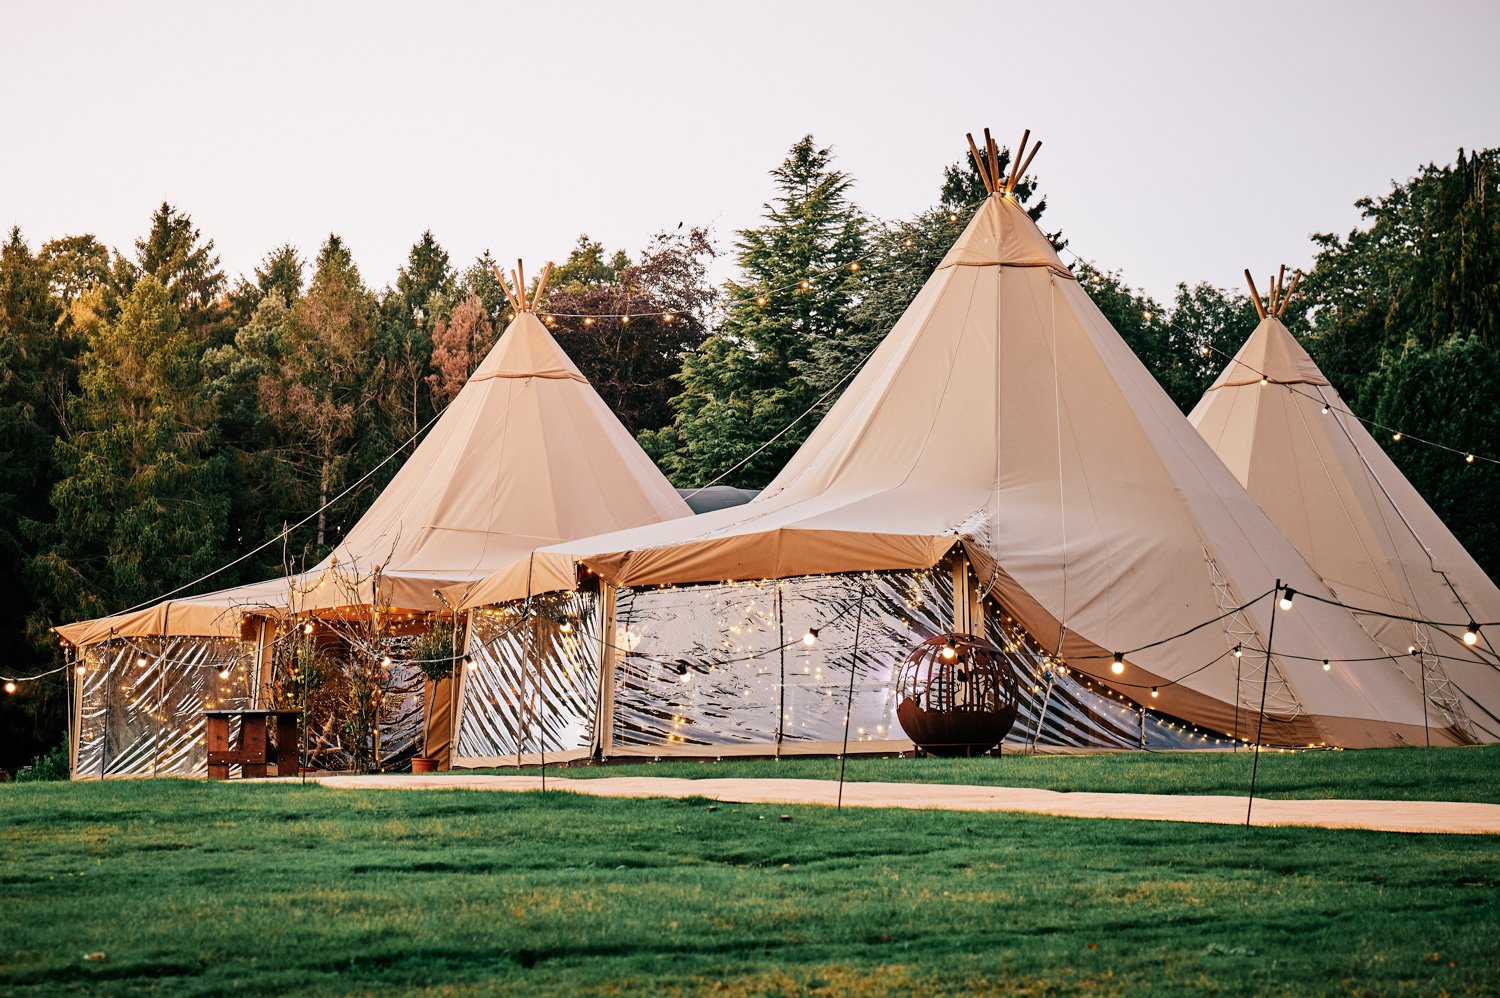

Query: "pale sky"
<box><xmin>4</xmin><ymin>1</ymin><xmax>1497</xmax><ymax>303</ymax></box>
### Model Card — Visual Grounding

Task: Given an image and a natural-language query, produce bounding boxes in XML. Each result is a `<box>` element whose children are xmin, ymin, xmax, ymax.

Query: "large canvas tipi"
<box><xmin>57</xmin><ymin>262</ymin><xmax>693</xmax><ymax>776</ymax></box>
<box><xmin>1188</xmin><ymin>274</ymin><xmax>1500</xmax><ymax>742</ymax></box>
<box><xmin>452</xmin><ymin>132</ymin><xmax>1454</xmax><ymax>755</ymax></box>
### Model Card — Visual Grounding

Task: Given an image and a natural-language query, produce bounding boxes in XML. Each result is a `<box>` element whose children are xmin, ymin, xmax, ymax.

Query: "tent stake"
<box><xmin>1246</xmin><ymin>579</ymin><xmax>1282</xmax><ymax>826</ymax></box>
<box><xmin>837</xmin><ymin>585</ymin><xmax>868</xmax><ymax>810</ymax></box>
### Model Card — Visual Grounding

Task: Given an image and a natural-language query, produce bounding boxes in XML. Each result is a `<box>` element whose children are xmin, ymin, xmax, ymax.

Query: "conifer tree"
<box><xmin>645</xmin><ymin>137</ymin><xmax>866</xmax><ymax>487</ymax></box>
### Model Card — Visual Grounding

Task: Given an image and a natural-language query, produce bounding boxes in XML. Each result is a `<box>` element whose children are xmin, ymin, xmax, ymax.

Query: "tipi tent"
<box><xmin>1188</xmin><ymin>272</ymin><xmax>1500</xmax><ymax>742</ymax></box>
<box><xmin>450</xmin><ymin>132</ymin><xmax>1458</xmax><ymax>756</ymax></box>
<box><xmin>57</xmin><ymin>261</ymin><xmax>693</xmax><ymax>776</ymax></box>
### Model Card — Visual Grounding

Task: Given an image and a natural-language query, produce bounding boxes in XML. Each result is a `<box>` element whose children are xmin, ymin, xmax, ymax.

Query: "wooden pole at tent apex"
<box><xmin>492</xmin><ymin>265</ymin><xmax>521</xmax><ymax>314</ymax></box>
<box><xmin>1005</xmin><ymin>129</ymin><xmax>1030</xmax><ymax>192</ymax></box>
<box><xmin>1276</xmin><ymin>270</ymin><xmax>1303</xmax><ymax>318</ymax></box>
<box><xmin>964</xmin><ymin>127</ymin><xmax>1041</xmax><ymax>196</ymax></box>
<box><xmin>966</xmin><ymin>133</ymin><xmax>994</xmax><ymax>194</ymax></box>
<box><xmin>1244</xmin><ymin>269</ymin><xmax>1268</xmax><ymax>320</ymax></box>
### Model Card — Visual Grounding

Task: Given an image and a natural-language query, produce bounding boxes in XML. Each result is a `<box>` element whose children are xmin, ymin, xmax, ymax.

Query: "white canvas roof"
<box><xmin>1190</xmin><ymin>313</ymin><xmax>1500</xmax><ymax>741</ymax></box>
<box><xmin>455</xmin><ymin>183</ymin><xmax>1463</xmax><ymax>747</ymax></box>
<box><xmin>57</xmin><ymin>307</ymin><xmax>691</xmax><ymax>645</ymax></box>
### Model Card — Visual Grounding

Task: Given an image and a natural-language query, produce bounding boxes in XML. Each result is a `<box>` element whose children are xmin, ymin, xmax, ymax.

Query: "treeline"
<box><xmin>1</xmin><ymin>138</ymin><xmax>1496</xmax><ymax>769</ymax></box>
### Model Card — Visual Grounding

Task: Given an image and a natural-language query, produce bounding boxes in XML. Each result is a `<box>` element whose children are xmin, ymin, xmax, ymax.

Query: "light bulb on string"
<box><xmin>136</xmin><ymin>656</ymin><xmax>147</xmax><ymax>668</ymax></box>
<box><xmin>558</xmin><ymin>616</ymin><xmax>574</xmax><ymax>635</ymax></box>
<box><xmin>947</xmin><ymin>212</ymin><xmax>958</xmax><ymax>223</ymax></box>
<box><xmin>1150</xmin><ymin>687</ymin><xmax>1159</xmax><ymax>698</ymax></box>
<box><xmin>4</xmin><ymin>680</ymin><xmax>15</xmax><ymax>694</ymax></box>
<box><xmin>1321</xmin><ymin>660</ymin><xmax>1331</xmax><ymax>672</ymax></box>
<box><xmin>1110</xmin><ymin>652</ymin><xmax>1125</xmax><ymax>675</ymax></box>
<box><xmin>1233</xmin><ymin>644</ymin><xmax>1243</xmax><ymax>659</ymax></box>
<box><xmin>799</xmin><ymin>279</ymin><xmax>811</xmax><ymax>291</ymax></box>
<box><xmin>75</xmin><ymin>664</ymin><xmax>85</xmax><ymax>676</ymax></box>
<box><xmin>1466</xmin><ymin>454</ymin><xmax>1476</xmax><ymax>464</ymax></box>
<box><xmin>1463</xmin><ymin>622</ymin><xmax>1480</xmax><ymax>646</ymax></box>
<box><xmin>755</xmin><ymin>295</ymin><xmax>768</xmax><ymax>306</ymax></box>
<box><xmin>1260</xmin><ymin>375</ymin><xmax>1269</xmax><ymax>386</ymax></box>
<box><xmin>219</xmin><ymin>667</ymin><xmax>231</xmax><ymax>680</ymax></box>
<box><xmin>1392</xmin><ymin>432</ymin><xmax>1402</xmax><ymax>442</ymax></box>
<box><xmin>583</xmin><ymin>317</ymin><xmax>595</xmax><ymax>327</ymax></box>
<box><xmin>941</xmin><ymin>640</ymin><xmax>957</xmax><ymax>661</ymax></box>
<box><xmin>662</xmin><ymin>312</ymin><xmax>674</xmax><ymax>324</ymax></box>
<box><xmin>1321</xmin><ymin>403</ymin><xmax>1331</xmax><ymax>414</ymax></box>
<box><xmin>1279</xmin><ymin>588</ymin><xmax>1296</xmax><ymax>611</ymax></box>
<box><xmin>802</xmin><ymin>628</ymin><xmax>819</xmax><ymax>647</ymax></box>
<box><xmin>303</xmin><ymin>621</ymin><xmax>314</xmax><ymax>634</ymax></box>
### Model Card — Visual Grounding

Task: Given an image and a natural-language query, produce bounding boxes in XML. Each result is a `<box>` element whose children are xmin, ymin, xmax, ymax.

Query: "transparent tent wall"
<box><xmin>451</xmin><ymin>569</ymin><xmax>1215</xmax><ymax>766</ymax></box>
<box><xmin>74</xmin><ymin>637</ymin><xmax>253</xmax><ymax>778</ymax></box>
<box><xmin>607</xmin><ymin>568</ymin><xmax>1204</xmax><ymax>754</ymax></box>
<box><xmin>454</xmin><ymin>590</ymin><xmax>601</xmax><ymax>764</ymax></box>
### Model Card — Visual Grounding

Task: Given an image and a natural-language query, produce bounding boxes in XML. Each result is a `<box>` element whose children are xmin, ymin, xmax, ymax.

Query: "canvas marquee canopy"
<box><xmin>448</xmin><ymin>137</ymin><xmax>1464</xmax><ymax>749</ymax></box>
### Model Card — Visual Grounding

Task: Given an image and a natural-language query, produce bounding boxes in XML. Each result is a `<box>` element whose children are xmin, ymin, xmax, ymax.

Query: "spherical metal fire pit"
<box><xmin>895</xmin><ymin>632</ymin><xmax>1020</xmax><ymax>756</ymax></box>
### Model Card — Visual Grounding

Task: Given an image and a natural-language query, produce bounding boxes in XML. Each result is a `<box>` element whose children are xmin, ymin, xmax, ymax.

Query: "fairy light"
<box><xmin>4</xmin><ymin>680</ymin><xmax>15</xmax><ymax>694</ymax></box>
<box><xmin>1392</xmin><ymin>432</ymin><xmax>1403</xmax><ymax>442</ymax></box>
<box><xmin>303</xmin><ymin>621</ymin><xmax>314</xmax><ymax>634</ymax></box>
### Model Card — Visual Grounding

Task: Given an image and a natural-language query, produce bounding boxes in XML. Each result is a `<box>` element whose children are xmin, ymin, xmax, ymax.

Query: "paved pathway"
<box><xmin>301</xmin><ymin>773</ymin><xmax>1500</xmax><ymax>835</ymax></box>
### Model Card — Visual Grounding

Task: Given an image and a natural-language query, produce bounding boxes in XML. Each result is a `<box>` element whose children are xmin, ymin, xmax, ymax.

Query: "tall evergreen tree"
<box><xmin>134</xmin><ymin>203</ymin><xmax>226</xmax><ymax>338</ymax></box>
<box><xmin>644</xmin><ymin>137</ymin><xmax>866</xmax><ymax>487</ymax></box>
<box><xmin>256</xmin><ymin>235</ymin><xmax>379</xmax><ymax>558</ymax></box>
<box><xmin>375</xmin><ymin>232</ymin><xmax>453</xmax><ymax>451</ymax></box>
<box><xmin>33</xmin><ymin>276</ymin><xmax>230</xmax><ymax>622</ymax></box>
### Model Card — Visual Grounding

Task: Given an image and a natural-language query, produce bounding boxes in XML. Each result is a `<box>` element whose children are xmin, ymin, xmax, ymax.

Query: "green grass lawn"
<box><xmin>2</xmin><ymin>777</ymin><xmax>1497</xmax><ymax>995</ymax></box>
<box><xmin>477</xmin><ymin>743</ymin><xmax>1500</xmax><ymax>803</ymax></box>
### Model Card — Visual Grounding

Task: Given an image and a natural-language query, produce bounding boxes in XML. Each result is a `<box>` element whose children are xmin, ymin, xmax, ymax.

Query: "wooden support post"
<box><xmin>966</xmin><ymin>133</ymin><xmax>990</xmax><ymax>192</ymax></box>
<box><xmin>1244</xmin><ymin>270</ymin><xmax>1267</xmax><ymax>319</ymax></box>
<box><xmin>1015</xmin><ymin>140</ymin><xmax>1042</xmax><ymax>190</ymax></box>
<box><xmin>1277</xmin><ymin>271</ymin><xmax>1302</xmax><ymax>317</ymax></box>
<box><xmin>1007</xmin><ymin>129</ymin><xmax>1030</xmax><ymax>192</ymax></box>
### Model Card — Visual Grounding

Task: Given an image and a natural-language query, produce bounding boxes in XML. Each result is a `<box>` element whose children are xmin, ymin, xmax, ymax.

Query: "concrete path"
<box><xmin>300</xmin><ymin>773</ymin><xmax>1500</xmax><ymax>835</ymax></box>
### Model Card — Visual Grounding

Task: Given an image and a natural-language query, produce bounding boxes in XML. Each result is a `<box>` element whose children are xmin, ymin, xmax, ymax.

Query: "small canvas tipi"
<box><xmin>57</xmin><ymin>261</ymin><xmax>693</xmax><ymax>775</ymax></box>
<box><xmin>1189</xmin><ymin>272</ymin><xmax>1500</xmax><ymax>742</ymax></box>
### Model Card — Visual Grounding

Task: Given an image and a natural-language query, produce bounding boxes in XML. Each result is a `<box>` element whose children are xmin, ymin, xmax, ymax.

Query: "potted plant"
<box><xmin>409</xmin><ymin>618</ymin><xmax>460</xmax><ymax>772</ymax></box>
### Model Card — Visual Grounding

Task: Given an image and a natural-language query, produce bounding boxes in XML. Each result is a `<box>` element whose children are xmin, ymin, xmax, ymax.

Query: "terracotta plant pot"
<box><xmin>411</xmin><ymin>757</ymin><xmax>440</xmax><ymax>773</ymax></box>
